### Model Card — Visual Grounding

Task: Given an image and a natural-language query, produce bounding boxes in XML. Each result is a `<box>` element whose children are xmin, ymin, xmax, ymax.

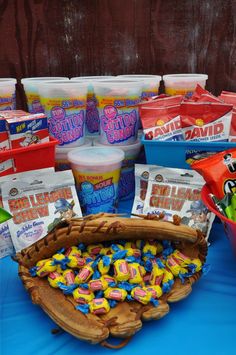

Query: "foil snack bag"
<box><xmin>2</xmin><ymin>170</ymin><xmax>82</xmax><ymax>252</ymax></box>
<box><xmin>143</xmin><ymin>166</ymin><xmax>215</xmax><ymax>240</ymax></box>
<box><xmin>192</xmin><ymin>148</ymin><xmax>236</xmax><ymax>199</ymax></box>
<box><xmin>139</xmin><ymin>96</ymin><xmax>183</xmax><ymax>141</ymax></box>
<box><xmin>0</xmin><ymin>168</ymin><xmax>54</xmax><ymax>259</ymax></box>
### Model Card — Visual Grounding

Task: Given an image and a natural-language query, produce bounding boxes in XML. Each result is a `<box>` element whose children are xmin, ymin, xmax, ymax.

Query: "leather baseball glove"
<box><xmin>16</xmin><ymin>213</ymin><xmax>207</xmax><ymax>349</ymax></box>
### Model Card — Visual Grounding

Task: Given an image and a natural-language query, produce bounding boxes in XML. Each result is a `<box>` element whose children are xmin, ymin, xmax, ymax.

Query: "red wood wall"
<box><xmin>0</xmin><ymin>0</ymin><xmax>235</xmax><ymax>108</ymax></box>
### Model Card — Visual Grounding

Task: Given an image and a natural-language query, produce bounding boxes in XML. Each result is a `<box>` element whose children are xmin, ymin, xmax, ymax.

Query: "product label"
<box><xmin>41</xmin><ymin>97</ymin><xmax>86</xmax><ymax>146</ymax></box>
<box><xmin>25</xmin><ymin>92</ymin><xmax>44</xmax><ymax>113</ymax></box>
<box><xmin>143</xmin><ymin>115</ymin><xmax>183</xmax><ymax>141</ymax></box>
<box><xmin>0</xmin><ymin>94</ymin><xmax>15</xmax><ymax>110</ymax></box>
<box><xmin>165</xmin><ymin>87</ymin><xmax>195</xmax><ymax>98</ymax></box>
<box><xmin>97</xmin><ymin>96</ymin><xmax>140</xmax><ymax>144</ymax></box>
<box><xmin>73</xmin><ymin>169</ymin><xmax>120</xmax><ymax>215</ymax></box>
<box><xmin>141</xmin><ymin>89</ymin><xmax>159</xmax><ymax>99</ymax></box>
<box><xmin>86</xmin><ymin>93</ymin><xmax>100</xmax><ymax>134</ymax></box>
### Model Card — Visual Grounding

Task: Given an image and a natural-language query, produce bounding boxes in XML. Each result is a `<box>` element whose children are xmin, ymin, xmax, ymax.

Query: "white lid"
<box><xmin>163</xmin><ymin>74</ymin><xmax>208</xmax><ymax>82</ymax></box>
<box><xmin>0</xmin><ymin>78</ymin><xmax>17</xmax><ymax>84</ymax></box>
<box><xmin>21</xmin><ymin>77</ymin><xmax>68</xmax><ymax>84</ymax></box>
<box><xmin>117</xmin><ymin>74</ymin><xmax>162</xmax><ymax>81</ymax></box>
<box><xmin>93</xmin><ymin>138</ymin><xmax>142</xmax><ymax>152</ymax></box>
<box><xmin>71</xmin><ymin>76</ymin><xmax>114</xmax><ymax>81</ymax></box>
<box><xmin>56</xmin><ymin>138</ymin><xmax>92</xmax><ymax>154</ymax></box>
<box><xmin>68</xmin><ymin>146</ymin><xmax>125</xmax><ymax>166</ymax></box>
<box><xmin>38</xmin><ymin>80</ymin><xmax>87</xmax><ymax>88</ymax></box>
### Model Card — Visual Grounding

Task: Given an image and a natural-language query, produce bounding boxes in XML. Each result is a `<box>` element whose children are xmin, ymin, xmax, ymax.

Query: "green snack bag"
<box><xmin>222</xmin><ymin>193</ymin><xmax>236</xmax><ymax>222</ymax></box>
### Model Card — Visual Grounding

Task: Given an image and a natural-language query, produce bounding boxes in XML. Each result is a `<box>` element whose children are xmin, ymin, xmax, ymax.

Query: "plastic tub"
<box><xmin>142</xmin><ymin>138</ymin><xmax>236</xmax><ymax>169</ymax></box>
<box><xmin>55</xmin><ymin>138</ymin><xmax>93</xmax><ymax>171</ymax></box>
<box><xmin>202</xmin><ymin>184</ymin><xmax>236</xmax><ymax>255</ymax></box>
<box><xmin>70</xmin><ymin>76</ymin><xmax>114</xmax><ymax>136</ymax></box>
<box><xmin>21</xmin><ymin>77</ymin><xmax>69</xmax><ymax>113</ymax></box>
<box><xmin>68</xmin><ymin>146</ymin><xmax>124</xmax><ymax>215</ymax></box>
<box><xmin>38</xmin><ymin>80</ymin><xmax>88</xmax><ymax>147</ymax></box>
<box><xmin>93</xmin><ymin>80</ymin><xmax>142</xmax><ymax>146</ymax></box>
<box><xmin>117</xmin><ymin>75</ymin><xmax>161</xmax><ymax>99</ymax></box>
<box><xmin>94</xmin><ymin>138</ymin><xmax>142</xmax><ymax>200</ymax></box>
<box><xmin>163</xmin><ymin>74</ymin><xmax>208</xmax><ymax>98</ymax></box>
<box><xmin>0</xmin><ymin>78</ymin><xmax>17</xmax><ymax>110</ymax></box>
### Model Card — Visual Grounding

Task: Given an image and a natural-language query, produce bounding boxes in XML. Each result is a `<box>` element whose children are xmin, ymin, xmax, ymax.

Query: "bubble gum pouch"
<box><xmin>131</xmin><ymin>164</ymin><xmax>153</xmax><ymax>216</ymax></box>
<box><xmin>192</xmin><ymin>148</ymin><xmax>236</xmax><ymax>199</ymax></box>
<box><xmin>139</xmin><ymin>96</ymin><xmax>183</xmax><ymax>141</ymax></box>
<box><xmin>180</xmin><ymin>102</ymin><xmax>233</xmax><ymax>142</ymax></box>
<box><xmin>1</xmin><ymin>170</ymin><xmax>82</xmax><ymax>252</ymax></box>
<box><xmin>143</xmin><ymin>166</ymin><xmax>215</xmax><ymax>240</ymax></box>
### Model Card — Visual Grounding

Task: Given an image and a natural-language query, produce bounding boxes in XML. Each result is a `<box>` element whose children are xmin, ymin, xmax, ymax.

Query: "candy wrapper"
<box><xmin>1</xmin><ymin>170</ymin><xmax>82</xmax><ymax>252</ymax></box>
<box><xmin>143</xmin><ymin>166</ymin><xmax>215</xmax><ymax>240</ymax></box>
<box><xmin>192</xmin><ymin>148</ymin><xmax>236</xmax><ymax>199</ymax></box>
<box><xmin>139</xmin><ymin>96</ymin><xmax>183</xmax><ymax>141</ymax></box>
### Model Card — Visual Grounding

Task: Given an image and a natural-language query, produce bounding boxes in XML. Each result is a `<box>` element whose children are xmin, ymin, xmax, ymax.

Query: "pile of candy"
<box><xmin>30</xmin><ymin>239</ymin><xmax>203</xmax><ymax>315</ymax></box>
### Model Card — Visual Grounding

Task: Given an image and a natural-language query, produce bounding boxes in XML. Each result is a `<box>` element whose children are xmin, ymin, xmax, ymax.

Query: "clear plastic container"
<box><xmin>21</xmin><ymin>77</ymin><xmax>69</xmax><ymax>113</ymax></box>
<box><xmin>94</xmin><ymin>138</ymin><xmax>142</xmax><ymax>200</ymax></box>
<box><xmin>163</xmin><ymin>74</ymin><xmax>208</xmax><ymax>98</ymax></box>
<box><xmin>0</xmin><ymin>78</ymin><xmax>17</xmax><ymax>110</ymax></box>
<box><xmin>70</xmin><ymin>76</ymin><xmax>114</xmax><ymax>136</ymax></box>
<box><xmin>55</xmin><ymin>138</ymin><xmax>93</xmax><ymax>171</ymax></box>
<box><xmin>93</xmin><ymin>79</ymin><xmax>142</xmax><ymax>146</ymax></box>
<box><xmin>117</xmin><ymin>74</ymin><xmax>161</xmax><ymax>99</ymax></box>
<box><xmin>67</xmin><ymin>146</ymin><xmax>124</xmax><ymax>215</ymax></box>
<box><xmin>38</xmin><ymin>80</ymin><xmax>88</xmax><ymax>147</ymax></box>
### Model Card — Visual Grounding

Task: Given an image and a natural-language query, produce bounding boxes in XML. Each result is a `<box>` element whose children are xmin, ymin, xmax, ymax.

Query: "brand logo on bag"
<box><xmin>9</xmin><ymin>188</ymin><xmax>18</xmax><ymax>196</ymax></box>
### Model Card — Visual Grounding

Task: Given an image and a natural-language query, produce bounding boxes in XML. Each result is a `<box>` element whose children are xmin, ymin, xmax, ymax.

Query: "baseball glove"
<box><xmin>16</xmin><ymin>213</ymin><xmax>207</xmax><ymax>349</ymax></box>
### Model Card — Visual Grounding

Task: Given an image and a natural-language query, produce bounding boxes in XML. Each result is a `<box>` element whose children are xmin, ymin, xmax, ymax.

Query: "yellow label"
<box><xmin>41</xmin><ymin>97</ymin><xmax>86</xmax><ymax>110</ymax></box>
<box><xmin>165</xmin><ymin>87</ymin><xmax>195</xmax><ymax>96</ymax></box>
<box><xmin>73</xmin><ymin>168</ymin><xmax>120</xmax><ymax>185</ymax></box>
<box><xmin>96</xmin><ymin>95</ymin><xmax>140</xmax><ymax>109</ymax></box>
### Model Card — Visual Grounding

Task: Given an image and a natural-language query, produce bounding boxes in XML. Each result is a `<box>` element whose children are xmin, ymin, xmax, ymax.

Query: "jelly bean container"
<box><xmin>21</xmin><ymin>77</ymin><xmax>69</xmax><ymax>113</ymax></box>
<box><xmin>163</xmin><ymin>74</ymin><xmax>208</xmax><ymax>98</ymax></box>
<box><xmin>0</xmin><ymin>78</ymin><xmax>17</xmax><ymax>110</ymax></box>
<box><xmin>38</xmin><ymin>80</ymin><xmax>88</xmax><ymax>147</ymax></box>
<box><xmin>94</xmin><ymin>138</ymin><xmax>142</xmax><ymax>201</ymax></box>
<box><xmin>93</xmin><ymin>80</ymin><xmax>142</xmax><ymax>146</ymax></box>
<box><xmin>70</xmin><ymin>76</ymin><xmax>114</xmax><ymax>136</ymax></box>
<box><xmin>55</xmin><ymin>138</ymin><xmax>93</xmax><ymax>171</ymax></box>
<box><xmin>117</xmin><ymin>74</ymin><xmax>161</xmax><ymax>99</ymax></box>
<box><xmin>67</xmin><ymin>146</ymin><xmax>124</xmax><ymax>215</ymax></box>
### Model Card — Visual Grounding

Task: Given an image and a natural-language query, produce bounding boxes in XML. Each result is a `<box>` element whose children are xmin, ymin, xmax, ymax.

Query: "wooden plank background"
<box><xmin>0</xmin><ymin>0</ymin><xmax>235</xmax><ymax>109</ymax></box>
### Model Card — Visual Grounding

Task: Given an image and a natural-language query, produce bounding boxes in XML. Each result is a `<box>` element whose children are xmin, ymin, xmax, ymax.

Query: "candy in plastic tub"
<box><xmin>163</xmin><ymin>74</ymin><xmax>208</xmax><ymax>98</ymax></box>
<box><xmin>21</xmin><ymin>77</ymin><xmax>69</xmax><ymax>113</ymax></box>
<box><xmin>0</xmin><ymin>78</ymin><xmax>17</xmax><ymax>110</ymax></box>
<box><xmin>55</xmin><ymin>138</ymin><xmax>93</xmax><ymax>171</ymax></box>
<box><xmin>93</xmin><ymin>138</ymin><xmax>142</xmax><ymax>201</ymax></box>
<box><xmin>38</xmin><ymin>80</ymin><xmax>87</xmax><ymax>147</ymax></box>
<box><xmin>71</xmin><ymin>76</ymin><xmax>114</xmax><ymax>136</ymax></box>
<box><xmin>93</xmin><ymin>79</ymin><xmax>142</xmax><ymax>145</ymax></box>
<box><xmin>117</xmin><ymin>74</ymin><xmax>161</xmax><ymax>99</ymax></box>
<box><xmin>67</xmin><ymin>146</ymin><xmax>124</xmax><ymax>215</ymax></box>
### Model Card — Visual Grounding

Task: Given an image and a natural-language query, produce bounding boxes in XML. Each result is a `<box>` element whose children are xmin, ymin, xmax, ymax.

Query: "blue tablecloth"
<box><xmin>1</xmin><ymin>199</ymin><xmax>236</xmax><ymax>355</ymax></box>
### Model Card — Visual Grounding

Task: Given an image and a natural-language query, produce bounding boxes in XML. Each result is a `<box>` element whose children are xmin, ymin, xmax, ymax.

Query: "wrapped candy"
<box><xmin>87</xmin><ymin>244</ymin><xmax>103</xmax><ymax>255</ymax></box>
<box><xmin>75</xmin><ymin>264</ymin><xmax>94</xmax><ymax>284</ymax></box>
<box><xmin>172</xmin><ymin>250</ymin><xmax>191</xmax><ymax>266</ymax></box>
<box><xmin>63</xmin><ymin>269</ymin><xmax>76</xmax><ymax>285</ymax></box>
<box><xmin>103</xmin><ymin>275</ymin><xmax>116</xmax><ymax>287</ymax></box>
<box><xmin>73</xmin><ymin>287</ymin><xmax>94</xmax><ymax>304</ymax></box>
<box><xmin>67</xmin><ymin>255</ymin><xmax>86</xmax><ymax>269</ymax></box>
<box><xmin>131</xmin><ymin>287</ymin><xmax>152</xmax><ymax>305</ymax></box>
<box><xmin>150</xmin><ymin>264</ymin><xmax>164</xmax><ymax>286</ymax></box>
<box><xmin>98</xmin><ymin>255</ymin><xmax>111</xmax><ymax>275</ymax></box>
<box><xmin>166</xmin><ymin>256</ymin><xmax>182</xmax><ymax>276</ymax></box>
<box><xmin>128</xmin><ymin>263</ymin><xmax>144</xmax><ymax>284</ymax></box>
<box><xmin>113</xmin><ymin>260</ymin><xmax>130</xmax><ymax>281</ymax></box>
<box><xmin>144</xmin><ymin>285</ymin><xmax>163</xmax><ymax>299</ymax></box>
<box><xmin>143</xmin><ymin>242</ymin><xmax>158</xmax><ymax>256</ymax></box>
<box><xmin>89</xmin><ymin>277</ymin><xmax>108</xmax><ymax>292</ymax></box>
<box><xmin>189</xmin><ymin>258</ymin><xmax>202</xmax><ymax>272</ymax></box>
<box><xmin>104</xmin><ymin>287</ymin><xmax>127</xmax><ymax>301</ymax></box>
<box><xmin>36</xmin><ymin>259</ymin><xmax>57</xmax><ymax>277</ymax></box>
<box><xmin>48</xmin><ymin>272</ymin><xmax>66</xmax><ymax>288</ymax></box>
<box><xmin>65</xmin><ymin>246</ymin><xmax>81</xmax><ymax>258</ymax></box>
<box><xmin>100</xmin><ymin>247</ymin><xmax>112</xmax><ymax>256</ymax></box>
<box><xmin>89</xmin><ymin>298</ymin><xmax>110</xmax><ymax>315</ymax></box>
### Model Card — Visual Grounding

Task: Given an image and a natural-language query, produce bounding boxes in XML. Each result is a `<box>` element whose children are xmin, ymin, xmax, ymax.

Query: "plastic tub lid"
<box><xmin>93</xmin><ymin>138</ymin><xmax>142</xmax><ymax>152</ymax></box>
<box><xmin>163</xmin><ymin>74</ymin><xmax>208</xmax><ymax>82</ymax></box>
<box><xmin>117</xmin><ymin>74</ymin><xmax>162</xmax><ymax>80</ymax></box>
<box><xmin>0</xmin><ymin>78</ymin><xmax>17</xmax><ymax>84</ymax></box>
<box><xmin>71</xmin><ymin>76</ymin><xmax>114</xmax><ymax>81</ymax></box>
<box><xmin>56</xmin><ymin>138</ymin><xmax>92</xmax><ymax>153</ymax></box>
<box><xmin>68</xmin><ymin>146</ymin><xmax>125</xmax><ymax>166</ymax></box>
<box><xmin>38</xmin><ymin>80</ymin><xmax>87</xmax><ymax>87</ymax></box>
<box><xmin>21</xmin><ymin>77</ymin><xmax>69</xmax><ymax>84</ymax></box>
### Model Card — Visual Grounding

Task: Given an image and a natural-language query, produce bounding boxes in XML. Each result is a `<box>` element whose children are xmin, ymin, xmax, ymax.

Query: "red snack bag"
<box><xmin>180</xmin><ymin>102</ymin><xmax>233</xmax><ymax>142</ymax></box>
<box><xmin>139</xmin><ymin>96</ymin><xmax>183</xmax><ymax>141</ymax></box>
<box><xmin>192</xmin><ymin>148</ymin><xmax>236</xmax><ymax>199</ymax></box>
<box><xmin>190</xmin><ymin>85</ymin><xmax>221</xmax><ymax>103</ymax></box>
<box><xmin>218</xmin><ymin>91</ymin><xmax>236</xmax><ymax>141</ymax></box>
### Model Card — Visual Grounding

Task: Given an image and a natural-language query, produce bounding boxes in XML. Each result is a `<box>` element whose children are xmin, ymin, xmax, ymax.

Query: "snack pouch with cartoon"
<box><xmin>131</xmin><ymin>164</ymin><xmax>154</xmax><ymax>216</ymax></box>
<box><xmin>1</xmin><ymin>170</ymin><xmax>82</xmax><ymax>252</ymax></box>
<box><xmin>192</xmin><ymin>148</ymin><xmax>236</xmax><ymax>199</ymax></box>
<box><xmin>139</xmin><ymin>96</ymin><xmax>183</xmax><ymax>141</ymax></box>
<box><xmin>143</xmin><ymin>166</ymin><xmax>215</xmax><ymax>240</ymax></box>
